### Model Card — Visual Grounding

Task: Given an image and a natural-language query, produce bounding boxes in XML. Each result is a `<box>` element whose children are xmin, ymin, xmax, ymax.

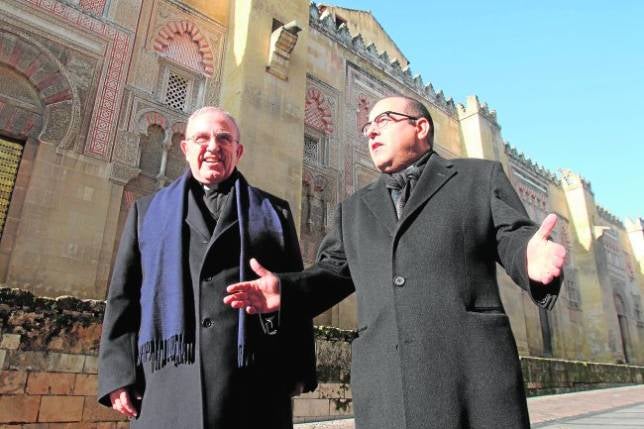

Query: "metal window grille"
<box><xmin>304</xmin><ymin>134</ymin><xmax>320</xmax><ymax>164</ymax></box>
<box><xmin>164</xmin><ymin>73</ymin><xmax>188</xmax><ymax>111</ymax></box>
<box><xmin>0</xmin><ymin>138</ymin><xmax>23</xmax><ymax>238</ymax></box>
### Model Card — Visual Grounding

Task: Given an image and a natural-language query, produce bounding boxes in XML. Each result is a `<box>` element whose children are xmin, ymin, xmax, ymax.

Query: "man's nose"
<box><xmin>205</xmin><ymin>136</ymin><xmax>220</xmax><ymax>151</ymax></box>
<box><xmin>366</xmin><ymin>124</ymin><xmax>379</xmax><ymax>139</ymax></box>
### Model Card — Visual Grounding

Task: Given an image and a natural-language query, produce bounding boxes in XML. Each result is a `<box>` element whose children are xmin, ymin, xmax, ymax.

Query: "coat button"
<box><xmin>393</xmin><ymin>275</ymin><xmax>406</xmax><ymax>287</ymax></box>
<box><xmin>201</xmin><ymin>318</ymin><xmax>213</xmax><ymax>328</ymax></box>
<box><xmin>204</xmin><ymin>275</ymin><xmax>214</xmax><ymax>282</ymax></box>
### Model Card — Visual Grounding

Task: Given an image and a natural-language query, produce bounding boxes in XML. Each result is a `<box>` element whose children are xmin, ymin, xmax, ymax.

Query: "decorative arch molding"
<box><xmin>356</xmin><ymin>94</ymin><xmax>371</xmax><ymax>133</ymax></box>
<box><xmin>0</xmin><ymin>29</ymin><xmax>80</xmax><ymax>149</ymax></box>
<box><xmin>152</xmin><ymin>20</ymin><xmax>215</xmax><ymax>77</ymax></box>
<box><xmin>304</xmin><ymin>87</ymin><xmax>333</xmax><ymax>134</ymax></box>
<box><xmin>136</xmin><ymin>111</ymin><xmax>169</xmax><ymax>135</ymax></box>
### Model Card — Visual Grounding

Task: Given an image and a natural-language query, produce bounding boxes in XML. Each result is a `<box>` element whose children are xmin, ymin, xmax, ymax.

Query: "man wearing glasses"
<box><xmin>98</xmin><ymin>107</ymin><xmax>316</xmax><ymax>428</ymax></box>
<box><xmin>225</xmin><ymin>96</ymin><xmax>566</xmax><ymax>429</ymax></box>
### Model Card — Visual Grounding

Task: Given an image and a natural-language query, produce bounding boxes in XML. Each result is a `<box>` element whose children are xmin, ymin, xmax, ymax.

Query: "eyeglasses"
<box><xmin>361</xmin><ymin>111</ymin><xmax>420</xmax><ymax>137</ymax></box>
<box><xmin>186</xmin><ymin>131</ymin><xmax>238</xmax><ymax>146</ymax></box>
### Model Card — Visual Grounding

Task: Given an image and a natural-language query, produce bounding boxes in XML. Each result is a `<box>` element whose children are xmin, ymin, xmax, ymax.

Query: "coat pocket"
<box><xmin>465</xmin><ymin>305</ymin><xmax>505</xmax><ymax>314</ymax></box>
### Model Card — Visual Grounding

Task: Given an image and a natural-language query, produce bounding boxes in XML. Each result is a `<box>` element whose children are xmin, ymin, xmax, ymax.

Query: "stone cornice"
<box><xmin>504</xmin><ymin>143</ymin><xmax>558</xmax><ymax>184</ymax></box>
<box><xmin>597</xmin><ymin>205</ymin><xmax>624</xmax><ymax>228</ymax></box>
<box><xmin>309</xmin><ymin>2</ymin><xmax>457</xmax><ymax>117</ymax></box>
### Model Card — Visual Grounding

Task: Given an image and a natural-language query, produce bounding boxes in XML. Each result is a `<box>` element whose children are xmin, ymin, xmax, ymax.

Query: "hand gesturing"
<box><xmin>223</xmin><ymin>258</ymin><xmax>281</xmax><ymax>314</ymax></box>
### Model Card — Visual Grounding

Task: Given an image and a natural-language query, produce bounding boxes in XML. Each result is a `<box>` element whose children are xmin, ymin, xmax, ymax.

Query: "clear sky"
<box><xmin>335</xmin><ymin>1</ymin><xmax>643</xmax><ymax>221</ymax></box>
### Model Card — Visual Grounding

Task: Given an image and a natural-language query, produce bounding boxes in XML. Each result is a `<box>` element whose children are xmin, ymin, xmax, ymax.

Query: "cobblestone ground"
<box><xmin>294</xmin><ymin>385</ymin><xmax>644</xmax><ymax>429</ymax></box>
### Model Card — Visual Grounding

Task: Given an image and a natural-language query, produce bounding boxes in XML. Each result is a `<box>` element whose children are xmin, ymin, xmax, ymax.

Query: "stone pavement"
<box><xmin>294</xmin><ymin>384</ymin><xmax>644</xmax><ymax>429</ymax></box>
<box><xmin>534</xmin><ymin>403</ymin><xmax>644</xmax><ymax>429</ymax></box>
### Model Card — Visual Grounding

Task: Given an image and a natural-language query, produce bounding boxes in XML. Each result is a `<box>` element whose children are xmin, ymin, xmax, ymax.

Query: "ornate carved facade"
<box><xmin>0</xmin><ymin>0</ymin><xmax>642</xmax><ymax>365</ymax></box>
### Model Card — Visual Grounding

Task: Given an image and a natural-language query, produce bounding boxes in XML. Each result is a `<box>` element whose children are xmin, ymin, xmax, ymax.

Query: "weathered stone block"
<box><xmin>27</xmin><ymin>372</ymin><xmax>76</xmax><ymax>395</ymax></box>
<box><xmin>38</xmin><ymin>396</ymin><xmax>84</xmax><ymax>422</ymax></box>
<box><xmin>4</xmin><ymin>351</ymin><xmax>48</xmax><ymax>371</ymax></box>
<box><xmin>81</xmin><ymin>398</ymin><xmax>126</xmax><ymax>422</ymax></box>
<box><xmin>0</xmin><ymin>394</ymin><xmax>40</xmax><ymax>423</ymax></box>
<box><xmin>0</xmin><ymin>334</ymin><xmax>21</xmax><ymax>350</ymax></box>
<box><xmin>292</xmin><ymin>398</ymin><xmax>330</xmax><ymax>417</ymax></box>
<box><xmin>0</xmin><ymin>350</ymin><xmax>6</xmax><ymax>370</ymax></box>
<box><xmin>0</xmin><ymin>370</ymin><xmax>28</xmax><ymax>394</ymax></box>
<box><xmin>73</xmin><ymin>374</ymin><xmax>97</xmax><ymax>396</ymax></box>
<box><xmin>46</xmin><ymin>354</ymin><xmax>85</xmax><ymax>373</ymax></box>
<box><xmin>82</xmin><ymin>357</ymin><xmax>98</xmax><ymax>375</ymax></box>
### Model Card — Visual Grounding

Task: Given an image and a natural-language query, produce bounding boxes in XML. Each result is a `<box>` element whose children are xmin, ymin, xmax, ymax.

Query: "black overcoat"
<box><xmin>98</xmin><ymin>174</ymin><xmax>316</xmax><ymax>429</ymax></box>
<box><xmin>281</xmin><ymin>153</ymin><xmax>560</xmax><ymax>429</ymax></box>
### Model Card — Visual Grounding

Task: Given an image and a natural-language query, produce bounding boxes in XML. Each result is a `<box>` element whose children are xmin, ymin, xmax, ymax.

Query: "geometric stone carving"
<box><xmin>112</xmin><ymin>131</ymin><xmax>141</xmax><ymax>167</ymax></box>
<box><xmin>108</xmin><ymin>161</ymin><xmax>140</xmax><ymax>185</ymax></box>
<box><xmin>79</xmin><ymin>0</ymin><xmax>107</xmax><ymax>16</ymax></box>
<box><xmin>171</xmin><ymin>121</ymin><xmax>186</xmax><ymax>138</ymax></box>
<box><xmin>0</xmin><ymin>30</ymin><xmax>78</xmax><ymax>148</ymax></box>
<box><xmin>18</xmin><ymin>0</ymin><xmax>133</xmax><ymax>159</ymax></box>
<box><xmin>356</xmin><ymin>95</ymin><xmax>370</xmax><ymax>133</ymax></box>
<box><xmin>267</xmin><ymin>21</ymin><xmax>302</xmax><ymax>80</ymax></box>
<box><xmin>153</xmin><ymin>20</ymin><xmax>215</xmax><ymax>77</ymax></box>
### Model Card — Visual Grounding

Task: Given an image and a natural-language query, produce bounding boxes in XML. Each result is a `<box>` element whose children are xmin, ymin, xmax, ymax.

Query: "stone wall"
<box><xmin>0</xmin><ymin>288</ymin><xmax>353</xmax><ymax>426</ymax></box>
<box><xmin>0</xmin><ymin>288</ymin><xmax>124</xmax><ymax>427</ymax></box>
<box><xmin>3</xmin><ymin>287</ymin><xmax>644</xmax><ymax>426</ymax></box>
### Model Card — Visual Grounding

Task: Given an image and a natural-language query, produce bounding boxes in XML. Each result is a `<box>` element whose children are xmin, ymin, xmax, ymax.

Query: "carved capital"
<box><xmin>108</xmin><ymin>161</ymin><xmax>140</xmax><ymax>185</ymax></box>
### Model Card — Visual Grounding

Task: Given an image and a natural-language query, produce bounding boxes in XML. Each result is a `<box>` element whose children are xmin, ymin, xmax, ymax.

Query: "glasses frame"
<box><xmin>186</xmin><ymin>131</ymin><xmax>239</xmax><ymax>147</ymax></box>
<box><xmin>361</xmin><ymin>111</ymin><xmax>420</xmax><ymax>137</ymax></box>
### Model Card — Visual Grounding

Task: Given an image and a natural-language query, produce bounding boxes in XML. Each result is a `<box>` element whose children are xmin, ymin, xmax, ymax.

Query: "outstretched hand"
<box><xmin>223</xmin><ymin>258</ymin><xmax>281</xmax><ymax>314</ymax></box>
<box><xmin>526</xmin><ymin>213</ymin><xmax>567</xmax><ymax>284</ymax></box>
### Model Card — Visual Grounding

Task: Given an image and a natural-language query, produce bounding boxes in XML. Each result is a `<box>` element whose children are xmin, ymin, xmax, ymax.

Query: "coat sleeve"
<box><xmin>97</xmin><ymin>201</ymin><xmax>142</xmax><ymax>406</ymax></box>
<box><xmin>280</xmin><ymin>202</ymin><xmax>355</xmax><ymax>320</ymax></box>
<box><xmin>490</xmin><ymin>162</ymin><xmax>561</xmax><ymax>310</ymax></box>
<box><xmin>277</xmin><ymin>202</ymin><xmax>319</xmax><ymax>392</ymax></box>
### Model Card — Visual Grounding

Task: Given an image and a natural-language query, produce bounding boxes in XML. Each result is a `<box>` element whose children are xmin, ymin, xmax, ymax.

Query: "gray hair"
<box><xmin>186</xmin><ymin>106</ymin><xmax>241</xmax><ymax>140</ymax></box>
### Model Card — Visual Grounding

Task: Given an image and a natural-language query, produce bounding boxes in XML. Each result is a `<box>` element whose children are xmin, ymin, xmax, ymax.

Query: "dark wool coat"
<box><xmin>98</xmin><ymin>174</ymin><xmax>316</xmax><ymax>429</ymax></box>
<box><xmin>281</xmin><ymin>153</ymin><xmax>560</xmax><ymax>429</ymax></box>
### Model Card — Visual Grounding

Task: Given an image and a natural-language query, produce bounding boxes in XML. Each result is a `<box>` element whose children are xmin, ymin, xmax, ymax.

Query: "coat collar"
<box><xmin>360</xmin><ymin>151</ymin><xmax>457</xmax><ymax>236</ymax></box>
<box><xmin>184</xmin><ymin>175</ymin><xmax>240</xmax><ymax>245</ymax></box>
<box><xmin>361</xmin><ymin>175</ymin><xmax>398</xmax><ymax>236</ymax></box>
<box><xmin>397</xmin><ymin>151</ymin><xmax>456</xmax><ymax>227</ymax></box>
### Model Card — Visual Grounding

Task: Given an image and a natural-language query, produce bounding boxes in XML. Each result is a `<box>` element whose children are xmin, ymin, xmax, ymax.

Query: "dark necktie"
<box><xmin>384</xmin><ymin>165</ymin><xmax>422</xmax><ymax>219</ymax></box>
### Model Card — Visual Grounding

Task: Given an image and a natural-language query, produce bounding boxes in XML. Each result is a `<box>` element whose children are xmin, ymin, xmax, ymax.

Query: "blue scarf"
<box><xmin>137</xmin><ymin>171</ymin><xmax>284</xmax><ymax>370</ymax></box>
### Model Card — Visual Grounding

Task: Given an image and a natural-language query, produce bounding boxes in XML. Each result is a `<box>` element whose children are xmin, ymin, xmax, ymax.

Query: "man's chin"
<box><xmin>198</xmin><ymin>170</ymin><xmax>229</xmax><ymax>185</ymax></box>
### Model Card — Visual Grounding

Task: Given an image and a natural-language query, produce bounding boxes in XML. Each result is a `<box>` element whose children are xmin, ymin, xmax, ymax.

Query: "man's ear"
<box><xmin>416</xmin><ymin>117</ymin><xmax>431</xmax><ymax>141</ymax></box>
<box><xmin>180</xmin><ymin>140</ymin><xmax>188</xmax><ymax>156</ymax></box>
<box><xmin>236</xmin><ymin>143</ymin><xmax>244</xmax><ymax>159</ymax></box>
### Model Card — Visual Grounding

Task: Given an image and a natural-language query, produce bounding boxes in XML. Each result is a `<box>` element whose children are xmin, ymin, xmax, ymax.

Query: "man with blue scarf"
<box><xmin>98</xmin><ymin>107</ymin><xmax>316</xmax><ymax>428</ymax></box>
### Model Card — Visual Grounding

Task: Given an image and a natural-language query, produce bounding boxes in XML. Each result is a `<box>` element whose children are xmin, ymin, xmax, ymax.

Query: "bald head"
<box><xmin>376</xmin><ymin>96</ymin><xmax>434</xmax><ymax>147</ymax></box>
<box><xmin>365</xmin><ymin>96</ymin><xmax>434</xmax><ymax>173</ymax></box>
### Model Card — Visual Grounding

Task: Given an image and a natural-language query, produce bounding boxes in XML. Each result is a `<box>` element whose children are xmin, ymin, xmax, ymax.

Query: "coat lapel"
<box><xmin>185</xmin><ymin>187</ymin><xmax>211</xmax><ymax>242</ymax></box>
<box><xmin>396</xmin><ymin>152</ymin><xmax>457</xmax><ymax>231</ymax></box>
<box><xmin>211</xmin><ymin>188</ymin><xmax>238</xmax><ymax>245</ymax></box>
<box><xmin>360</xmin><ymin>175</ymin><xmax>397</xmax><ymax>236</ymax></box>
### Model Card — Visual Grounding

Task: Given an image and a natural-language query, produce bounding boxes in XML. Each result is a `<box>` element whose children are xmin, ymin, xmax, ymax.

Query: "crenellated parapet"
<box><xmin>504</xmin><ymin>142</ymin><xmax>558</xmax><ymax>184</ymax></box>
<box><xmin>309</xmin><ymin>2</ymin><xmax>457</xmax><ymax>116</ymax></box>
<box><xmin>559</xmin><ymin>168</ymin><xmax>594</xmax><ymax>195</ymax></box>
<box><xmin>457</xmin><ymin>95</ymin><xmax>500</xmax><ymax>127</ymax></box>
<box><xmin>597</xmin><ymin>205</ymin><xmax>624</xmax><ymax>228</ymax></box>
<box><xmin>625</xmin><ymin>218</ymin><xmax>644</xmax><ymax>233</ymax></box>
